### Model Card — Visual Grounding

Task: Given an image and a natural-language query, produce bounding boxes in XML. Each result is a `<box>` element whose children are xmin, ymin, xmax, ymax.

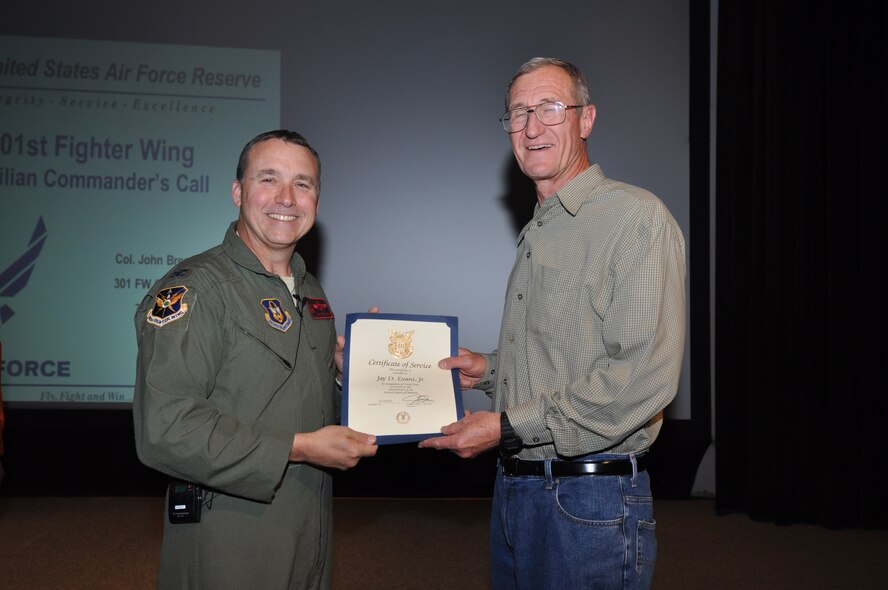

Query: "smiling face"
<box><xmin>231</xmin><ymin>138</ymin><xmax>320</xmax><ymax>274</ymax></box>
<box><xmin>507</xmin><ymin>65</ymin><xmax>596</xmax><ymax>200</ymax></box>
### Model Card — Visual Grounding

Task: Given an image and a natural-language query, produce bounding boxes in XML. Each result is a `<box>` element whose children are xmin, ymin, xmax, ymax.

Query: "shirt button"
<box><xmin>517</xmin><ymin>294</ymin><xmax>523</xmax><ymax>300</ymax></box>
<box><xmin>525</xmin><ymin>252</ymin><xmax>531</xmax><ymax>258</ymax></box>
<box><xmin>490</xmin><ymin>369</ymin><xmax>495</xmax><ymax>374</ymax></box>
<box><xmin>537</xmin><ymin>221</ymin><xmax>542</xmax><ymax>227</ymax></box>
<box><xmin>509</xmin><ymin>336</ymin><xmax>514</xmax><ymax>342</ymax></box>
<box><xmin>532</xmin><ymin>437</ymin><xmax>540</xmax><ymax>443</ymax></box>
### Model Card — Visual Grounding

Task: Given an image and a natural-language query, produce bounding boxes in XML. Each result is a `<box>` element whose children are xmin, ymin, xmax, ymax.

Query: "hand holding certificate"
<box><xmin>342</xmin><ymin>313</ymin><xmax>463</xmax><ymax>444</ymax></box>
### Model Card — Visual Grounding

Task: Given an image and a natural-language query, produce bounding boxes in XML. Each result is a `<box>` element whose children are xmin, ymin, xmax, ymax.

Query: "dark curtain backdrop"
<box><xmin>715</xmin><ymin>1</ymin><xmax>887</xmax><ymax>528</ymax></box>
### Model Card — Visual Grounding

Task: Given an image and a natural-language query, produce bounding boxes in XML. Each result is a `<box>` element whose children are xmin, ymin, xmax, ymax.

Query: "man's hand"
<box><xmin>417</xmin><ymin>410</ymin><xmax>500</xmax><ymax>459</ymax></box>
<box><xmin>335</xmin><ymin>306</ymin><xmax>380</xmax><ymax>376</ymax></box>
<box><xmin>290</xmin><ymin>426</ymin><xmax>378</xmax><ymax>470</ymax></box>
<box><xmin>438</xmin><ymin>347</ymin><xmax>487</xmax><ymax>390</ymax></box>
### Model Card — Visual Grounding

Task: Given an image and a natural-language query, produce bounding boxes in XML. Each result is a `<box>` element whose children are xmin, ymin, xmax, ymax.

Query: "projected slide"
<box><xmin>0</xmin><ymin>36</ymin><xmax>279</xmax><ymax>405</ymax></box>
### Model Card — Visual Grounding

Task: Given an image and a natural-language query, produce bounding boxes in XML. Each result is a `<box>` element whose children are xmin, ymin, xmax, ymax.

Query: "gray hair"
<box><xmin>504</xmin><ymin>57</ymin><xmax>591</xmax><ymax>110</ymax></box>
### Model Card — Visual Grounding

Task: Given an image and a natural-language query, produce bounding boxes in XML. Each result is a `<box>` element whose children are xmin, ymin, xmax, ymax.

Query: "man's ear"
<box><xmin>231</xmin><ymin>179</ymin><xmax>242</xmax><ymax>207</ymax></box>
<box><xmin>581</xmin><ymin>104</ymin><xmax>596</xmax><ymax>140</ymax></box>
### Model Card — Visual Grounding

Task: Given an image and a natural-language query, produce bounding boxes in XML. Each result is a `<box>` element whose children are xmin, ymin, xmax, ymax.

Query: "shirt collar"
<box><xmin>222</xmin><ymin>221</ymin><xmax>306</xmax><ymax>281</ymax></box>
<box><xmin>551</xmin><ymin>164</ymin><xmax>607</xmax><ymax>216</ymax></box>
<box><xmin>519</xmin><ymin>164</ymin><xmax>607</xmax><ymax>243</ymax></box>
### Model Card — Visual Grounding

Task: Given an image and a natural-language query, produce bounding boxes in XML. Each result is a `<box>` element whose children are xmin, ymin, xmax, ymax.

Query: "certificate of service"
<box><xmin>342</xmin><ymin>313</ymin><xmax>463</xmax><ymax>444</ymax></box>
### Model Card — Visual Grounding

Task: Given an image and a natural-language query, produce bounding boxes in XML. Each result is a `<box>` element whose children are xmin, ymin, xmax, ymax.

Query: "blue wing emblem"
<box><xmin>0</xmin><ymin>217</ymin><xmax>48</xmax><ymax>325</ymax></box>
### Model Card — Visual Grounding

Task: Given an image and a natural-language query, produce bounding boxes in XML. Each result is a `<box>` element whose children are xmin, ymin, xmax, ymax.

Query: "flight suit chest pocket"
<box><xmin>300</xmin><ymin>313</ymin><xmax>336</xmax><ymax>370</ymax></box>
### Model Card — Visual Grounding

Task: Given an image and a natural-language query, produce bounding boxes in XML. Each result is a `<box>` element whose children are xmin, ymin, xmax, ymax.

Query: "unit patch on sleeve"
<box><xmin>261</xmin><ymin>298</ymin><xmax>293</xmax><ymax>332</ymax></box>
<box><xmin>304</xmin><ymin>297</ymin><xmax>334</xmax><ymax>320</ymax></box>
<box><xmin>147</xmin><ymin>286</ymin><xmax>189</xmax><ymax>327</ymax></box>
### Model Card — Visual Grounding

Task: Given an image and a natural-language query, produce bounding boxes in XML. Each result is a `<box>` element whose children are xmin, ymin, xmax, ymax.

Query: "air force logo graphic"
<box><xmin>261</xmin><ymin>298</ymin><xmax>293</xmax><ymax>332</ymax></box>
<box><xmin>147</xmin><ymin>286</ymin><xmax>189</xmax><ymax>327</ymax></box>
<box><xmin>0</xmin><ymin>217</ymin><xmax>48</xmax><ymax>325</ymax></box>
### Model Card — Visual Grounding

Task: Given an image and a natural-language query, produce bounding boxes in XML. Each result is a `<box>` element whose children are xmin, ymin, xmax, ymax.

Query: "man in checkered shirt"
<box><xmin>420</xmin><ymin>57</ymin><xmax>686</xmax><ymax>590</ymax></box>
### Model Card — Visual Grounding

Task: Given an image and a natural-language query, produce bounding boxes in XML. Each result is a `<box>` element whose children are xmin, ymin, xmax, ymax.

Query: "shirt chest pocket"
<box><xmin>526</xmin><ymin>264</ymin><xmax>586</xmax><ymax>341</ymax></box>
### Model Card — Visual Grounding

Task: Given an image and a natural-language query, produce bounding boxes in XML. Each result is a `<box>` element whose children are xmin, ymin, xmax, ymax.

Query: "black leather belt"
<box><xmin>501</xmin><ymin>455</ymin><xmax>647</xmax><ymax>477</ymax></box>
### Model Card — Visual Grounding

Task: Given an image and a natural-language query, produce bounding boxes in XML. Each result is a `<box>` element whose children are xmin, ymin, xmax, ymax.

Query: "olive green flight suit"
<box><xmin>134</xmin><ymin>223</ymin><xmax>338</xmax><ymax>589</ymax></box>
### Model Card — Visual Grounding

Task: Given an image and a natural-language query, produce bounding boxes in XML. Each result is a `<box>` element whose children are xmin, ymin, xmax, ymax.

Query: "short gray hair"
<box><xmin>504</xmin><ymin>57</ymin><xmax>590</xmax><ymax>110</ymax></box>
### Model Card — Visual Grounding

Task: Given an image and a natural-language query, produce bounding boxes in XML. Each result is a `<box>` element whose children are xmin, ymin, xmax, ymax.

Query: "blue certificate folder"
<box><xmin>342</xmin><ymin>313</ymin><xmax>463</xmax><ymax>445</ymax></box>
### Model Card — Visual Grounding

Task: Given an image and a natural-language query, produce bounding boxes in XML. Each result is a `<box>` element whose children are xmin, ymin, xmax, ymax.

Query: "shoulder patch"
<box><xmin>146</xmin><ymin>285</ymin><xmax>190</xmax><ymax>327</ymax></box>
<box><xmin>261</xmin><ymin>298</ymin><xmax>293</xmax><ymax>332</ymax></box>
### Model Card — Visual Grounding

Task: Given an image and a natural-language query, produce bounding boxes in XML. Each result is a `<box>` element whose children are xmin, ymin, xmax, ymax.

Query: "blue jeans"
<box><xmin>489</xmin><ymin>453</ymin><xmax>656</xmax><ymax>590</ymax></box>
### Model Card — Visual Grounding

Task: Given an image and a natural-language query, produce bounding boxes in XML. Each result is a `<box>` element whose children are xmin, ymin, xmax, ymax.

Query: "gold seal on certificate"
<box><xmin>342</xmin><ymin>313</ymin><xmax>462</xmax><ymax>444</ymax></box>
<box><xmin>388</xmin><ymin>330</ymin><xmax>414</xmax><ymax>359</ymax></box>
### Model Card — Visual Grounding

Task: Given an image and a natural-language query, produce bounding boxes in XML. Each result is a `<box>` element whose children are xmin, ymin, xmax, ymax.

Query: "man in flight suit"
<box><xmin>134</xmin><ymin>129</ymin><xmax>378</xmax><ymax>590</ymax></box>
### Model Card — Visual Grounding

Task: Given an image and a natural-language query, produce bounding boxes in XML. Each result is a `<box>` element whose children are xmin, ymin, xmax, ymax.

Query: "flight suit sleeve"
<box><xmin>132</xmin><ymin>280</ymin><xmax>294</xmax><ymax>503</ymax></box>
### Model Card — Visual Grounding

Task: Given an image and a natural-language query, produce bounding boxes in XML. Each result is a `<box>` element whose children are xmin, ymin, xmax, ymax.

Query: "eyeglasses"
<box><xmin>500</xmin><ymin>101</ymin><xmax>584</xmax><ymax>133</ymax></box>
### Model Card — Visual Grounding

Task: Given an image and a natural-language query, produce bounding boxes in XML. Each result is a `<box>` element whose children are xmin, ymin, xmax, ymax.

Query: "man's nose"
<box><xmin>524</xmin><ymin>111</ymin><xmax>544</xmax><ymax>136</ymax></box>
<box><xmin>277</xmin><ymin>184</ymin><xmax>296</xmax><ymax>206</ymax></box>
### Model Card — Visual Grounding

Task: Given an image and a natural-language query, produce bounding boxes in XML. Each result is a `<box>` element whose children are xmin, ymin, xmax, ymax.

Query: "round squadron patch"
<box><xmin>147</xmin><ymin>286</ymin><xmax>189</xmax><ymax>327</ymax></box>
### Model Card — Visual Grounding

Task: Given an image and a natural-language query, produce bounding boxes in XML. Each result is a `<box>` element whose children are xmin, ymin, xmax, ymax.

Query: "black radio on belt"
<box><xmin>167</xmin><ymin>479</ymin><xmax>203</xmax><ymax>524</ymax></box>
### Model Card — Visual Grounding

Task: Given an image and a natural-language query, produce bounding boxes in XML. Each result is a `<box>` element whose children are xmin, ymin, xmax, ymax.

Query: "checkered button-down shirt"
<box><xmin>478</xmin><ymin>165</ymin><xmax>686</xmax><ymax>459</ymax></box>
